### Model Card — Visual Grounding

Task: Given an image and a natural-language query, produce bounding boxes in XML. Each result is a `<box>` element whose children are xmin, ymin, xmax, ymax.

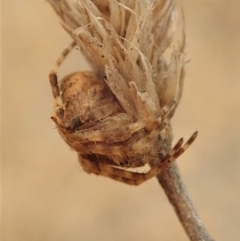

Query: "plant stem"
<box><xmin>155</xmin><ymin>162</ymin><xmax>215</xmax><ymax>241</ymax></box>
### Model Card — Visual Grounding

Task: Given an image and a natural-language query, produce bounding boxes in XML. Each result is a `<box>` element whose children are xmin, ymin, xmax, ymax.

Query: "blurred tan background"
<box><xmin>2</xmin><ymin>0</ymin><xmax>240</xmax><ymax>240</ymax></box>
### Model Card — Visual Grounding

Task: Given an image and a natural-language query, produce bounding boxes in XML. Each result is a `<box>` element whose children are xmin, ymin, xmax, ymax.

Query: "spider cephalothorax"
<box><xmin>49</xmin><ymin>42</ymin><xmax>197</xmax><ymax>185</ymax></box>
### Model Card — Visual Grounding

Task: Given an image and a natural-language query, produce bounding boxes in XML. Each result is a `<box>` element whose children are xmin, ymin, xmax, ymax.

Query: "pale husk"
<box><xmin>48</xmin><ymin>0</ymin><xmax>186</xmax><ymax>110</ymax></box>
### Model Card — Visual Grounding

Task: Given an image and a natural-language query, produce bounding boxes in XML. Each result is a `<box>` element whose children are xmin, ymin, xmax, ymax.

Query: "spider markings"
<box><xmin>79</xmin><ymin>131</ymin><xmax>197</xmax><ymax>185</ymax></box>
<box><xmin>49</xmin><ymin>41</ymin><xmax>76</xmax><ymax>104</ymax></box>
<box><xmin>49</xmin><ymin>41</ymin><xmax>198</xmax><ymax>185</ymax></box>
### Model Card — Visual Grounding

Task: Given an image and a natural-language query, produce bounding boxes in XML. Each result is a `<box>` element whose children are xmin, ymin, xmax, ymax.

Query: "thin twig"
<box><xmin>155</xmin><ymin>162</ymin><xmax>215</xmax><ymax>241</ymax></box>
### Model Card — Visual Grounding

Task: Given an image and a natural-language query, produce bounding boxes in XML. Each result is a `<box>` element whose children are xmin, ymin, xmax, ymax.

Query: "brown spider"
<box><xmin>49</xmin><ymin>41</ymin><xmax>197</xmax><ymax>186</ymax></box>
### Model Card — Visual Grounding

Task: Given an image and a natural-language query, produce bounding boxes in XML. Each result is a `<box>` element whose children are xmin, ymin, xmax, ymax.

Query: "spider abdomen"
<box><xmin>59</xmin><ymin>71</ymin><xmax>124</xmax><ymax>125</ymax></box>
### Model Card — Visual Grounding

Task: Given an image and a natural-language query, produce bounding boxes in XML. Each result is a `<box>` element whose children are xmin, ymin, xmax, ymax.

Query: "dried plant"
<box><xmin>47</xmin><ymin>0</ymin><xmax>215</xmax><ymax>240</ymax></box>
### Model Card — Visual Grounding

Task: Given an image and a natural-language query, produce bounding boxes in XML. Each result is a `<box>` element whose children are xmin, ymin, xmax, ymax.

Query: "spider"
<box><xmin>49</xmin><ymin>41</ymin><xmax>197</xmax><ymax>186</ymax></box>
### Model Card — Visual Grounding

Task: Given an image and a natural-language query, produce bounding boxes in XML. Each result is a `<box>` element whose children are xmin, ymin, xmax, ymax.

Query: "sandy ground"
<box><xmin>2</xmin><ymin>0</ymin><xmax>240</xmax><ymax>241</ymax></box>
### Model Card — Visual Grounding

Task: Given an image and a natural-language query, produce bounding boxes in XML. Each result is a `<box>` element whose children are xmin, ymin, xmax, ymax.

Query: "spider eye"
<box><xmin>56</xmin><ymin>108</ymin><xmax>64</xmax><ymax>118</ymax></box>
<box><xmin>120</xmin><ymin>160</ymin><xmax>130</xmax><ymax>167</ymax></box>
<box><xmin>67</xmin><ymin>117</ymin><xmax>82</xmax><ymax>131</ymax></box>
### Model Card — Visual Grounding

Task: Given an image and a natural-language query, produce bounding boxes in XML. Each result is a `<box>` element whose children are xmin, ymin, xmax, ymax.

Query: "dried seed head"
<box><xmin>48</xmin><ymin>0</ymin><xmax>187</xmax><ymax>108</ymax></box>
<box><xmin>47</xmin><ymin>0</ymin><xmax>197</xmax><ymax>185</ymax></box>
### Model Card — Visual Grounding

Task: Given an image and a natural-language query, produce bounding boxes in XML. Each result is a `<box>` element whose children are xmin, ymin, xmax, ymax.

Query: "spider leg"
<box><xmin>148</xmin><ymin>130</ymin><xmax>197</xmax><ymax>177</ymax></box>
<box><xmin>78</xmin><ymin>132</ymin><xmax>198</xmax><ymax>186</ymax></box>
<box><xmin>163</xmin><ymin>131</ymin><xmax>198</xmax><ymax>162</ymax></box>
<box><xmin>79</xmin><ymin>155</ymin><xmax>146</xmax><ymax>185</ymax></box>
<box><xmin>49</xmin><ymin>41</ymin><xmax>76</xmax><ymax>99</ymax></box>
<box><xmin>69</xmin><ymin>110</ymin><xmax>180</xmax><ymax>166</ymax></box>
